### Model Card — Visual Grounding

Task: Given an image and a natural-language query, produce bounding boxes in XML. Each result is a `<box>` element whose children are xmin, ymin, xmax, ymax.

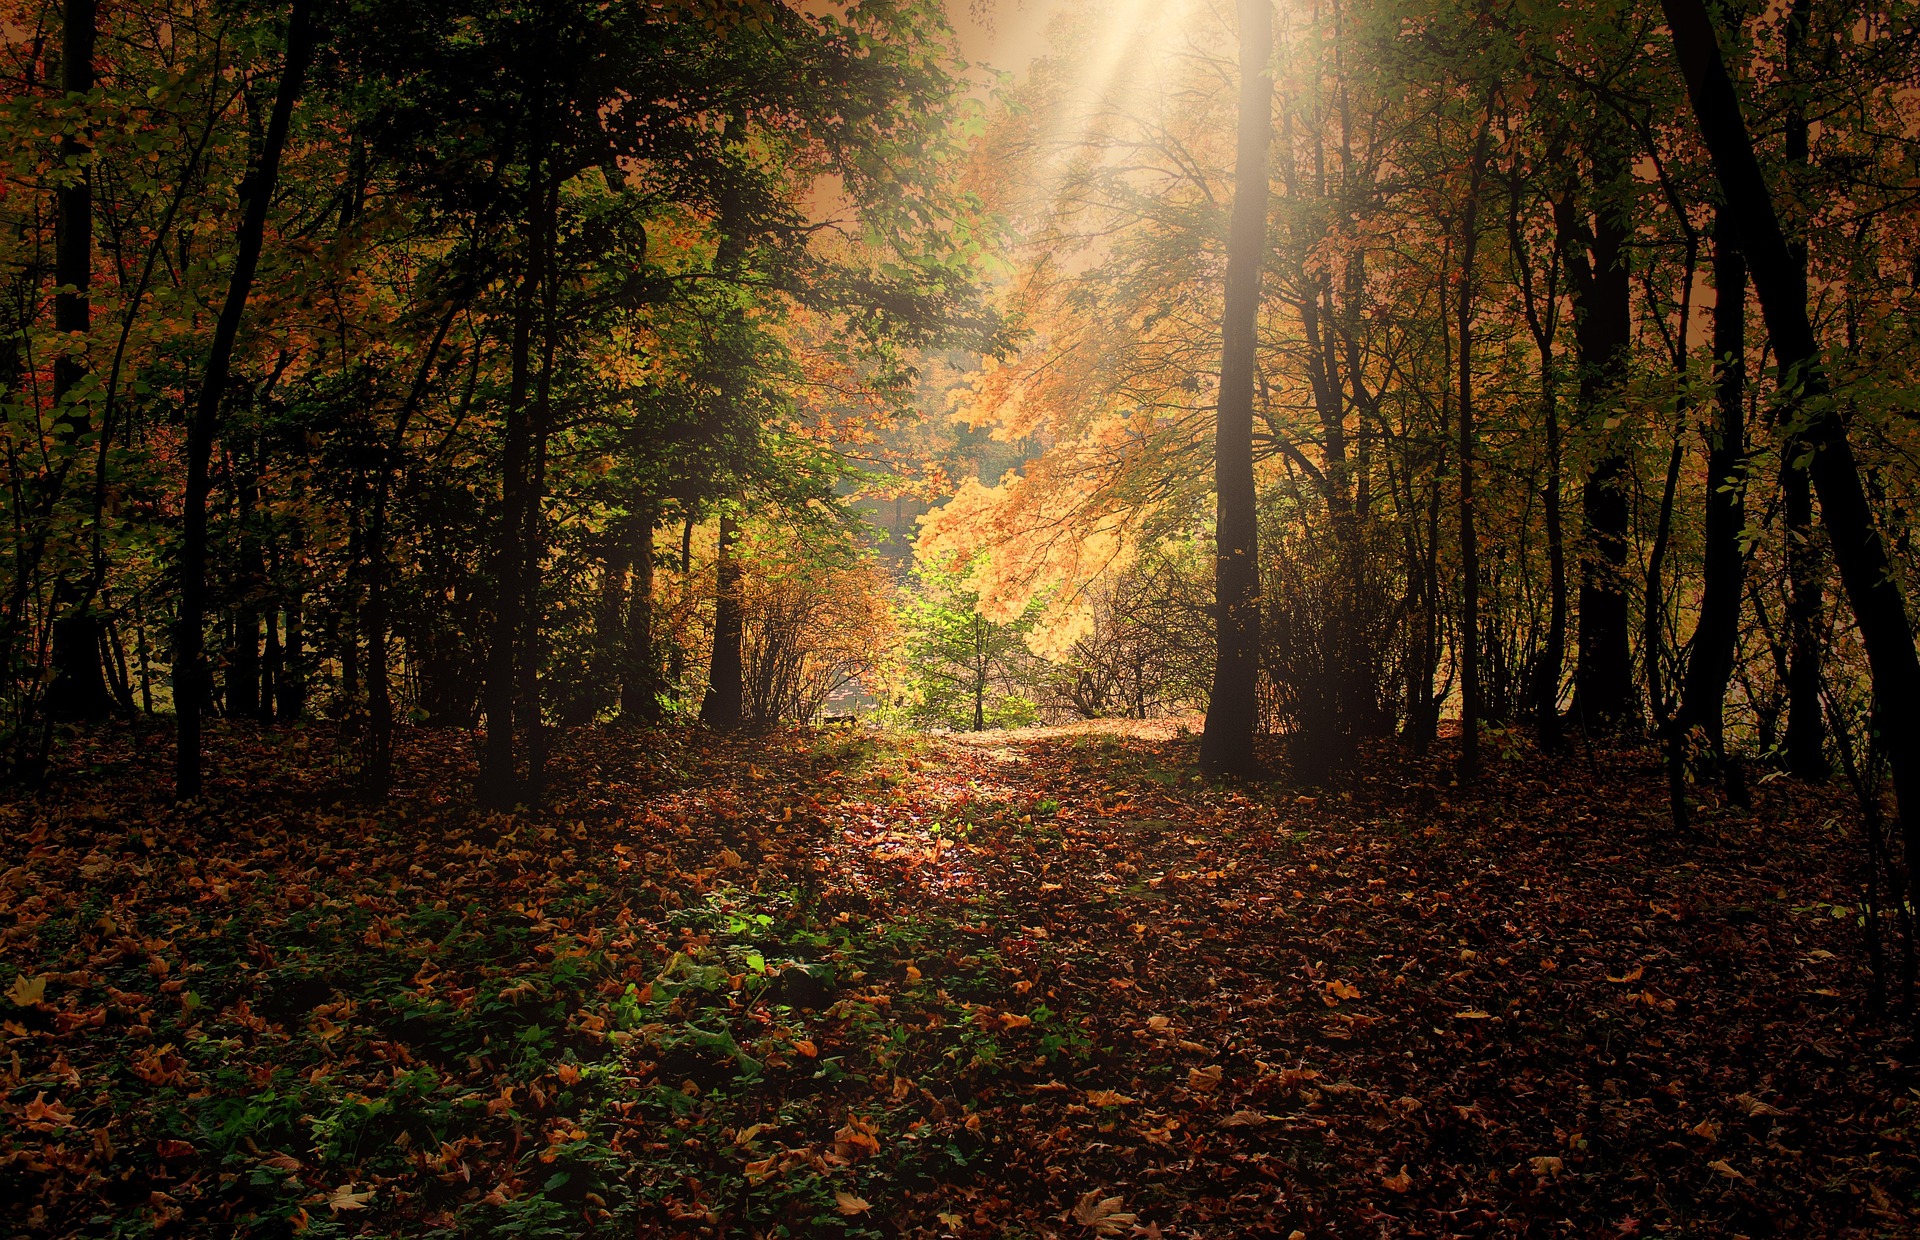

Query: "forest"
<box><xmin>4</xmin><ymin>0</ymin><xmax>1920</xmax><ymax>1234</ymax></box>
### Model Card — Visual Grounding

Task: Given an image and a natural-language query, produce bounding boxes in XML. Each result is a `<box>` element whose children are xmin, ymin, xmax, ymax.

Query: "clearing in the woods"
<box><xmin>1</xmin><ymin>724</ymin><xmax>1911</xmax><ymax>1237</ymax></box>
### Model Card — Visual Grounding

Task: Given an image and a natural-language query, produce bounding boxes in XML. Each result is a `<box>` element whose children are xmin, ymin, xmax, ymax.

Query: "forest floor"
<box><xmin>1</xmin><ymin>719</ymin><xmax>1916</xmax><ymax>1239</ymax></box>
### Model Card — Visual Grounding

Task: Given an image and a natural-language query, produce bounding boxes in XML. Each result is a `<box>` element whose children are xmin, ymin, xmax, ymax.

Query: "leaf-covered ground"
<box><xmin>2</xmin><ymin>721</ymin><xmax>1915</xmax><ymax>1237</ymax></box>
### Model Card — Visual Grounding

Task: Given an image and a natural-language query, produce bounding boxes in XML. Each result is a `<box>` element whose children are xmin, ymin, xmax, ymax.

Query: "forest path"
<box><xmin>2</xmin><ymin>722</ymin><xmax>1911</xmax><ymax>1237</ymax></box>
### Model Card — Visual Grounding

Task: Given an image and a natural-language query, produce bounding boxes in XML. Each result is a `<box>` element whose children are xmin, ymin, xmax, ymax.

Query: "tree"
<box><xmin>1199</xmin><ymin>0</ymin><xmax>1272</xmax><ymax>777</ymax></box>
<box><xmin>897</xmin><ymin>558</ymin><xmax>1041</xmax><ymax>733</ymax></box>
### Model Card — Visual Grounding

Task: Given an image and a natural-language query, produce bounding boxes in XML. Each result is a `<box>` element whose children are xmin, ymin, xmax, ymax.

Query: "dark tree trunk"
<box><xmin>621</xmin><ymin>512</ymin><xmax>662</xmax><ymax>722</ymax></box>
<box><xmin>1558</xmin><ymin>180</ymin><xmax>1634</xmax><ymax>732</ymax></box>
<box><xmin>1782</xmin><ymin>464</ymin><xmax>1828</xmax><ymax>777</ymax></box>
<box><xmin>1663</xmin><ymin>0</ymin><xmax>1920</xmax><ymax>911</ymax></box>
<box><xmin>45</xmin><ymin>0</ymin><xmax>113</xmax><ymax>723</ymax></box>
<box><xmin>230</xmin><ymin>448</ymin><xmax>263</xmax><ymax>719</ymax></box>
<box><xmin>1455</xmin><ymin>112</ymin><xmax>1492</xmax><ymax>783</ymax></box>
<box><xmin>701</xmin><ymin>512</ymin><xmax>744</xmax><ymax>729</ymax></box>
<box><xmin>175</xmin><ymin>0</ymin><xmax>314</xmax><ymax>798</ymax></box>
<box><xmin>1678</xmin><ymin>211</ymin><xmax>1748</xmax><ymax>779</ymax></box>
<box><xmin>279</xmin><ymin>584</ymin><xmax>305</xmax><ymax>720</ymax></box>
<box><xmin>1778</xmin><ymin>0</ymin><xmax>1826</xmax><ymax>779</ymax></box>
<box><xmin>479</xmin><ymin>132</ymin><xmax>548</xmax><ymax>808</ymax></box>
<box><xmin>1200</xmin><ymin>0</ymin><xmax>1272</xmax><ymax>777</ymax></box>
<box><xmin>365</xmin><ymin>302</ymin><xmax>456</xmax><ymax>797</ymax></box>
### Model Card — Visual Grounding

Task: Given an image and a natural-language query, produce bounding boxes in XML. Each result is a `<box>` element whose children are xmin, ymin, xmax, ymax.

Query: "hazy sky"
<box><xmin>947</xmin><ymin>0</ymin><xmax>1072</xmax><ymax>79</ymax></box>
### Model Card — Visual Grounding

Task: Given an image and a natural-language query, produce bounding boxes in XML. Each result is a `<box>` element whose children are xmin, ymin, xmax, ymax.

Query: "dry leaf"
<box><xmin>325</xmin><ymin>1185</ymin><xmax>374</xmax><ymax>1213</ymax></box>
<box><xmin>1220</xmin><ymin>1109</ymin><xmax>1271</xmax><ymax>1127</ymax></box>
<box><xmin>1085</xmin><ymin>1089</ymin><xmax>1136</xmax><ymax>1107</ymax></box>
<box><xmin>1530</xmin><ymin>1155</ymin><xmax>1563</xmax><ymax>1177</ymax></box>
<box><xmin>1706</xmin><ymin>1158</ymin><xmax>1745</xmax><ymax>1180</ymax></box>
<box><xmin>1072</xmin><ymin>1190</ymin><xmax>1138</xmax><ymax>1235</ymax></box>
<box><xmin>8</xmin><ymin>974</ymin><xmax>46</xmax><ymax>1007</ymax></box>
<box><xmin>1188</xmin><ymin>1064</ymin><xmax>1223</xmax><ymax>1093</ymax></box>
<box><xmin>1325</xmin><ymin>979</ymin><xmax>1363</xmax><ymax>1001</ymax></box>
<box><xmin>1382</xmin><ymin>1166</ymin><xmax>1414</xmax><ymax>1192</ymax></box>
<box><xmin>1606</xmin><ymin>967</ymin><xmax>1645</xmax><ymax>984</ymax></box>
<box><xmin>1453</xmin><ymin>1009</ymin><xmax>1493</xmax><ymax>1020</ymax></box>
<box><xmin>1691</xmin><ymin>1119</ymin><xmax>1721</xmax><ymax>1142</ymax></box>
<box><xmin>834</xmin><ymin>1191</ymin><xmax>871</xmax><ymax>1215</ymax></box>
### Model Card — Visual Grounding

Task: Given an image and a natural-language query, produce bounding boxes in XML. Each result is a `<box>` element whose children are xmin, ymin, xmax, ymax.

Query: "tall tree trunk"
<box><xmin>1456</xmin><ymin>111</ymin><xmax>1492</xmax><ymax>783</ymax></box>
<box><xmin>1662</xmin><ymin>0</ymin><xmax>1920</xmax><ymax>913</ymax></box>
<box><xmin>701</xmin><ymin>512</ymin><xmax>744</xmax><ymax>729</ymax></box>
<box><xmin>1200</xmin><ymin>0</ymin><xmax>1272</xmax><ymax>777</ymax></box>
<box><xmin>621</xmin><ymin>511</ymin><xmax>661</xmax><ymax>722</ymax></box>
<box><xmin>1678</xmin><ymin>211</ymin><xmax>1748</xmax><ymax>779</ymax></box>
<box><xmin>230</xmin><ymin>449</ymin><xmax>263</xmax><ymax>719</ymax></box>
<box><xmin>1558</xmin><ymin>177</ymin><xmax>1634</xmax><ymax>732</ymax></box>
<box><xmin>1778</xmin><ymin>0</ymin><xmax>1826</xmax><ymax>779</ymax></box>
<box><xmin>364</xmin><ymin>303</ymin><xmax>456</xmax><ymax>797</ymax></box>
<box><xmin>479</xmin><ymin>125</ymin><xmax>548</xmax><ymax>808</ymax></box>
<box><xmin>174</xmin><ymin>0</ymin><xmax>314</xmax><ymax>799</ymax></box>
<box><xmin>45</xmin><ymin>0</ymin><xmax>113</xmax><ymax>723</ymax></box>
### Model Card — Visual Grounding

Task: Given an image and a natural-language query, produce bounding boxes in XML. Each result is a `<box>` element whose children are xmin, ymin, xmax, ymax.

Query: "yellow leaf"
<box><xmin>1606</xmin><ymin>967</ymin><xmax>1645</xmax><ymax>984</ymax></box>
<box><xmin>325</xmin><ymin>1184</ymin><xmax>374</xmax><ymax>1212</ymax></box>
<box><xmin>834</xmin><ymin>1191</ymin><xmax>871</xmax><ymax>1216</ymax></box>
<box><xmin>1325</xmin><ymin>980</ymin><xmax>1363</xmax><ymax>1001</ymax></box>
<box><xmin>905</xmin><ymin>965</ymin><xmax>922</xmax><ymax>983</ymax></box>
<box><xmin>1072</xmin><ymin>1190</ymin><xmax>1138</xmax><ymax>1235</ymax></box>
<box><xmin>8</xmin><ymin>974</ymin><xmax>46</xmax><ymax>1007</ymax></box>
<box><xmin>1453</xmin><ymin>1009</ymin><xmax>1493</xmax><ymax>1020</ymax></box>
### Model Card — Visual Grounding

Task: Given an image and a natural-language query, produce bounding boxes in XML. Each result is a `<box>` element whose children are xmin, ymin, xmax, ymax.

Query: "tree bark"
<box><xmin>1778</xmin><ymin>0</ymin><xmax>1826</xmax><ymax>779</ymax></box>
<box><xmin>1558</xmin><ymin>177</ymin><xmax>1634</xmax><ymax>732</ymax></box>
<box><xmin>45</xmin><ymin>0</ymin><xmax>114</xmax><ymax>723</ymax></box>
<box><xmin>1677</xmin><ymin>210</ymin><xmax>1748</xmax><ymax>774</ymax></box>
<box><xmin>1200</xmin><ymin>0</ymin><xmax>1272</xmax><ymax>777</ymax></box>
<box><xmin>174</xmin><ymin>0</ymin><xmax>315</xmax><ymax>798</ymax></box>
<box><xmin>1662</xmin><ymin>0</ymin><xmax>1920</xmax><ymax>902</ymax></box>
<box><xmin>701</xmin><ymin>512</ymin><xmax>745</xmax><ymax>728</ymax></box>
<box><xmin>621</xmin><ymin>511</ymin><xmax>662</xmax><ymax>722</ymax></box>
<box><xmin>1456</xmin><ymin>111</ymin><xmax>1493</xmax><ymax>783</ymax></box>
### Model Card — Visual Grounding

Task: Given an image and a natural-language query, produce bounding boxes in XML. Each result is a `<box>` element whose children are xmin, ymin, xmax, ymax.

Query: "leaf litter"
<box><xmin>0</xmin><ymin>720</ymin><xmax>1914</xmax><ymax>1236</ymax></box>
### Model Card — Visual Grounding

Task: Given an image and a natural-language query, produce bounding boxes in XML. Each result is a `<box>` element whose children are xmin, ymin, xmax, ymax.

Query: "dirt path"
<box><xmin>1</xmin><ymin>722</ymin><xmax>1913</xmax><ymax>1237</ymax></box>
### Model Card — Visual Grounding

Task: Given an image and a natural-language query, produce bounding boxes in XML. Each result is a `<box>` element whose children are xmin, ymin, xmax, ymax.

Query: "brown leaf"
<box><xmin>1071</xmin><ymin>1190</ymin><xmax>1138</xmax><ymax>1235</ymax></box>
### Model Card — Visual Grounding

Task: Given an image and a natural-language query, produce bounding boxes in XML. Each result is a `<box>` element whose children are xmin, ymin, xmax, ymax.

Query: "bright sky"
<box><xmin>948</xmin><ymin>0</ymin><xmax>1073</xmax><ymax>78</ymax></box>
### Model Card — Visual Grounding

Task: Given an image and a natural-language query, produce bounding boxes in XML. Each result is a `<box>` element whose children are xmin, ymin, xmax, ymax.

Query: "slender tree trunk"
<box><xmin>701</xmin><ymin>512</ymin><xmax>744</xmax><ymax>728</ymax></box>
<box><xmin>1663</xmin><ymin>0</ymin><xmax>1920</xmax><ymax>911</ymax></box>
<box><xmin>1200</xmin><ymin>0</ymin><xmax>1272</xmax><ymax>777</ymax></box>
<box><xmin>479</xmin><ymin>126</ymin><xmax>548</xmax><ymax>808</ymax></box>
<box><xmin>621</xmin><ymin>511</ymin><xmax>661</xmax><ymax>722</ymax></box>
<box><xmin>174</xmin><ymin>0</ymin><xmax>314</xmax><ymax>799</ymax></box>
<box><xmin>1778</xmin><ymin>0</ymin><xmax>1826</xmax><ymax>779</ymax></box>
<box><xmin>45</xmin><ymin>0</ymin><xmax>113</xmax><ymax>723</ymax></box>
<box><xmin>364</xmin><ymin>304</ymin><xmax>456</xmax><ymax>796</ymax></box>
<box><xmin>519</xmin><ymin>175</ymin><xmax>560</xmax><ymax>802</ymax></box>
<box><xmin>1678</xmin><ymin>211</ymin><xmax>1748</xmax><ymax>784</ymax></box>
<box><xmin>1559</xmin><ymin>179</ymin><xmax>1634</xmax><ymax>731</ymax></box>
<box><xmin>1456</xmin><ymin>112</ymin><xmax>1492</xmax><ymax>783</ymax></box>
<box><xmin>231</xmin><ymin>447</ymin><xmax>263</xmax><ymax>719</ymax></box>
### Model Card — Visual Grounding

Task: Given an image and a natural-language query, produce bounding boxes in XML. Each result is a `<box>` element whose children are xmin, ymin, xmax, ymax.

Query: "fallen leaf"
<box><xmin>1072</xmin><ymin>1190</ymin><xmax>1138</xmax><ymax>1235</ymax></box>
<box><xmin>1607</xmin><ymin>967</ymin><xmax>1645</xmax><ymax>984</ymax></box>
<box><xmin>8</xmin><ymin>974</ymin><xmax>46</xmax><ymax>1007</ymax></box>
<box><xmin>834</xmin><ymin>1191</ymin><xmax>871</xmax><ymax>1215</ymax></box>
<box><xmin>1085</xmin><ymin>1089</ymin><xmax>1136</xmax><ymax>1107</ymax></box>
<box><xmin>1188</xmin><ymin>1064</ymin><xmax>1223</xmax><ymax>1093</ymax></box>
<box><xmin>1706</xmin><ymin>1158</ymin><xmax>1745</xmax><ymax>1181</ymax></box>
<box><xmin>1530</xmin><ymin>1155</ymin><xmax>1564</xmax><ymax>1177</ymax></box>
<box><xmin>1691</xmin><ymin>1119</ymin><xmax>1721</xmax><ymax>1142</ymax></box>
<box><xmin>325</xmin><ymin>1185</ymin><xmax>374</xmax><ymax>1213</ymax></box>
<box><xmin>1220</xmin><ymin>1109</ymin><xmax>1271</xmax><ymax>1127</ymax></box>
<box><xmin>1453</xmin><ymin>1009</ymin><xmax>1493</xmax><ymax>1020</ymax></box>
<box><xmin>1382</xmin><ymin>1166</ymin><xmax>1414</xmax><ymax>1192</ymax></box>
